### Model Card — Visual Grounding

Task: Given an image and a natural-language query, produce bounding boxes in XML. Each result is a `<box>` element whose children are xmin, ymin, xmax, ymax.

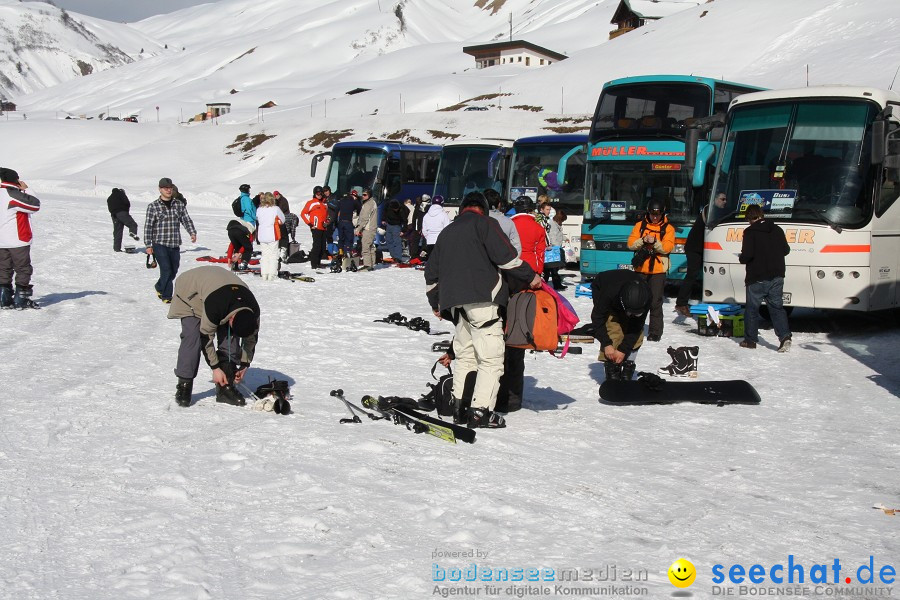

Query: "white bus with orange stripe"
<box><xmin>697</xmin><ymin>86</ymin><xmax>900</xmax><ymax>311</ymax></box>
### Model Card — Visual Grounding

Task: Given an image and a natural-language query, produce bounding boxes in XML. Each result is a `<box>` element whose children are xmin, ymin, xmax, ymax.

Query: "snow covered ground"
<box><xmin>1</xmin><ymin>190</ymin><xmax>898</xmax><ymax>599</ymax></box>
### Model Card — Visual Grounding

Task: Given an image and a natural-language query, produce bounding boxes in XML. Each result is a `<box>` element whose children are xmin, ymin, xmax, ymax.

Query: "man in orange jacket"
<box><xmin>626</xmin><ymin>199</ymin><xmax>675</xmax><ymax>341</ymax></box>
<box><xmin>300</xmin><ymin>186</ymin><xmax>329</xmax><ymax>269</ymax></box>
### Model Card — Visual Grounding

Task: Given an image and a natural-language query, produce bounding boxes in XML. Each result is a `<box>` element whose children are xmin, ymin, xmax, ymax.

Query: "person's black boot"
<box><xmin>216</xmin><ymin>384</ymin><xmax>246</xmax><ymax>406</ymax></box>
<box><xmin>175</xmin><ymin>378</ymin><xmax>193</xmax><ymax>407</ymax></box>
<box><xmin>604</xmin><ymin>361</ymin><xmax>624</xmax><ymax>381</ymax></box>
<box><xmin>13</xmin><ymin>285</ymin><xmax>38</xmax><ymax>310</ymax></box>
<box><xmin>621</xmin><ymin>360</ymin><xmax>637</xmax><ymax>381</ymax></box>
<box><xmin>467</xmin><ymin>407</ymin><xmax>506</xmax><ymax>429</ymax></box>
<box><xmin>0</xmin><ymin>284</ymin><xmax>12</xmax><ymax>309</ymax></box>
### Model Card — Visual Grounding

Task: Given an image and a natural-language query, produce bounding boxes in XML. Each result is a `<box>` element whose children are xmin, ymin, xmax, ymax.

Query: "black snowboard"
<box><xmin>599</xmin><ymin>378</ymin><xmax>761</xmax><ymax>405</ymax></box>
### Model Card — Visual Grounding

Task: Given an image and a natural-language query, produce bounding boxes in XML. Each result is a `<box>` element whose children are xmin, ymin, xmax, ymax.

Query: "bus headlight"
<box><xmin>672</xmin><ymin>243</ymin><xmax>685</xmax><ymax>254</ymax></box>
<box><xmin>834</xmin><ymin>270</ymin><xmax>844</xmax><ymax>279</ymax></box>
<box><xmin>719</xmin><ymin>267</ymin><xmax>726</xmax><ymax>275</ymax></box>
<box><xmin>582</xmin><ymin>240</ymin><xmax>596</xmax><ymax>250</ymax></box>
<box><xmin>816</xmin><ymin>270</ymin><xmax>825</xmax><ymax>279</ymax></box>
<box><xmin>850</xmin><ymin>271</ymin><xmax>860</xmax><ymax>279</ymax></box>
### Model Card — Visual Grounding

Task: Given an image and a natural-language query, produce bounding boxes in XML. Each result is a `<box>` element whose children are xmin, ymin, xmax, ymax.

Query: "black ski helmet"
<box><xmin>619</xmin><ymin>279</ymin><xmax>651</xmax><ymax>316</ymax></box>
<box><xmin>460</xmin><ymin>191</ymin><xmax>489</xmax><ymax>214</ymax></box>
<box><xmin>646</xmin><ymin>198</ymin><xmax>666</xmax><ymax>215</ymax></box>
<box><xmin>239</xmin><ymin>183</ymin><xmax>251</xmax><ymax>193</ymax></box>
<box><xmin>514</xmin><ymin>195</ymin><xmax>534</xmax><ymax>214</ymax></box>
<box><xmin>313</xmin><ymin>185</ymin><xmax>324</xmax><ymax>195</ymax></box>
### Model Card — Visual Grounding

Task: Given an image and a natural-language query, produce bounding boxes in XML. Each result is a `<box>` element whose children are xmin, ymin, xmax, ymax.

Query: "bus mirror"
<box><xmin>685</xmin><ymin>129</ymin><xmax>699</xmax><ymax>170</ymax></box>
<box><xmin>871</xmin><ymin>120</ymin><xmax>886</xmax><ymax>164</ymax></box>
<box><xmin>310</xmin><ymin>153</ymin><xmax>328</xmax><ymax>178</ymax></box>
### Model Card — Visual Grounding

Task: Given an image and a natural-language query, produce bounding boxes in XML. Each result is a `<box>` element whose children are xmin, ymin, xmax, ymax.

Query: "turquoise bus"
<box><xmin>573</xmin><ymin>75</ymin><xmax>765</xmax><ymax>280</ymax></box>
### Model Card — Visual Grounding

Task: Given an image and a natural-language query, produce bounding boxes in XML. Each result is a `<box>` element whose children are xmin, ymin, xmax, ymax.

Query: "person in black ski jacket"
<box><xmin>738</xmin><ymin>203</ymin><xmax>792</xmax><ymax>351</ymax></box>
<box><xmin>674</xmin><ymin>192</ymin><xmax>727</xmax><ymax>315</ymax></box>
<box><xmin>591</xmin><ymin>269</ymin><xmax>652</xmax><ymax>381</ymax></box>
<box><xmin>107</xmin><ymin>187</ymin><xmax>140</xmax><ymax>252</ymax></box>
<box><xmin>382</xmin><ymin>198</ymin><xmax>409</xmax><ymax>263</ymax></box>
<box><xmin>336</xmin><ymin>190</ymin><xmax>361</xmax><ymax>270</ymax></box>
<box><xmin>425</xmin><ymin>191</ymin><xmax>540</xmax><ymax>429</ymax></box>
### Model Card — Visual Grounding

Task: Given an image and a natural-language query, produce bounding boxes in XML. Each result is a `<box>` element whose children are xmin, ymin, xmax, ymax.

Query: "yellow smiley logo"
<box><xmin>668</xmin><ymin>558</ymin><xmax>696</xmax><ymax>588</ymax></box>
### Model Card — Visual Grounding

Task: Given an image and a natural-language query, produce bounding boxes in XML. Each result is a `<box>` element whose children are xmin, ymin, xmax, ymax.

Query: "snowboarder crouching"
<box><xmin>167</xmin><ymin>266</ymin><xmax>260</xmax><ymax>407</ymax></box>
<box><xmin>590</xmin><ymin>270</ymin><xmax>652</xmax><ymax>381</ymax></box>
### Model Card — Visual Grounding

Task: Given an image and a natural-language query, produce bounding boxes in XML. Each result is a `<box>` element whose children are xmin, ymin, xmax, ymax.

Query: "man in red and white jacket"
<box><xmin>0</xmin><ymin>167</ymin><xmax>41</xmax><ymax>309</ymax></box>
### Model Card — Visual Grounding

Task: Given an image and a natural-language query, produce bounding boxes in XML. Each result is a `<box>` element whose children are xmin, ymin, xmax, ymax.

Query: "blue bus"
<box><xmin>573</xmin><ymin>75</ymin><xmax>765</xmax><ymax>280</ymax></box>
<box><xmin>431</xmin><ymin>138</ymin><xmax>514</xmax><ymax>213</ymax></box>
<box><xmin>508</xmin><ymin>134</ymin><xmax>588</xmax><ymax>262</ymax></box>
<box><xmin>310</xmin><ymin>140</ymin><xmax>441</xmax><ymax>207</ymax></box>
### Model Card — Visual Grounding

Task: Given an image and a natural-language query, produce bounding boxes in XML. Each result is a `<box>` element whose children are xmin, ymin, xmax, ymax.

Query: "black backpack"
<box><xmin>231</xmin><ymin>196</ymin><xmax>243</xmax><ymax>218</ymax></box>
<box><xmin>419</xmin><ymin>362</ymin><xmax>455</xmax><ymax>416</ymax></box>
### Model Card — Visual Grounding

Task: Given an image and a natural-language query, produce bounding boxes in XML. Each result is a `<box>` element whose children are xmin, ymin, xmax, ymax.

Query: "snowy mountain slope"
<box><xmin>0</xmin><ymin>0</ymin><xmax>162</xmax><ymax>98</ymax></box>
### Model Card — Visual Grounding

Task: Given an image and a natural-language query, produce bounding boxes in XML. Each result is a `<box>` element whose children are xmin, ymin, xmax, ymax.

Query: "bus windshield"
<box><xmin>325</xmin><ymin>147</ymin><xmax>386</xmax><ymax>197</ymax></box>
<box><xmin>592</xmin><ymin>83</ymin><xmax>711</xmax><ymax>140</ymax></box>
<box><xmin>434</xmin><ymin>146</ymin><xmax>503</xmax><ymax>206</ymax></box>
<box><xmin>586</xmin><ymin>162</ymin><xmax>695</xmax><ymax>226</ymax></box>
<box><xmin>509</xmin><ymin>144</ymin><xmax>585</xmax><ymax>217</ymax></box>
<box><xmin>709</xmin><ymin>100</ymin><xmax>877</xmax><ymax>229</ymax></box>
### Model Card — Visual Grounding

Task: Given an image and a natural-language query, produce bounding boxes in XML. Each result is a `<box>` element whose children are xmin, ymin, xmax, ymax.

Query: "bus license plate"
<box><xmin>617</xmin><ymin>264</ymin><xmax>634</xmax><ymax>271</ymax></box>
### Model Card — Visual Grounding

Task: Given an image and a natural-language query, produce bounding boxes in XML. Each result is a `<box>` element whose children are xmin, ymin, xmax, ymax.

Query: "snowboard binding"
<box><xmin>657</xmin><ymin>346</ymin><xmax>699</xmax><ymax>378</ymax></box>
<box><xmin>255</xmin><ymin>379</ymin><xmax>291</xmax><ymax>415</ymax></box>
<box><xmin>406</xmin><ymin>317</ymin><xmax>431</xmax><ymax>333</ymax></box>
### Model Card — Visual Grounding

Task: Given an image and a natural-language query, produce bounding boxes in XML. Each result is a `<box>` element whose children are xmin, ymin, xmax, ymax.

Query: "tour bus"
<box><xmin>508</xmin><ymin>134</ymin><xmax>588</xmax><ymax>263</ymax></box>
<box><xmin>573</xmin><ymin>75</ymin><xmax>765</xmax><ymax>280</ymax></box>
<box><xmin>689</xmin><ymin>86</ymin><xmax>900</xmax><ymax>311</ymax></box>
<box><xmin>310</xmin><ymin>139</ymin><xmax>441</xmax><ymax>209</ymax></box>
<box><xmin>431</xmin><ymin>138</ymin><xmax>514</xmax><ymax>215</ymax></box>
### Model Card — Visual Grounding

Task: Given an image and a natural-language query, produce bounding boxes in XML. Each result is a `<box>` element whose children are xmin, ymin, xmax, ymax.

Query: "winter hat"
<box><xmin>1</xmin><ymin>167</ymin><xmax>21</xmax><ymax>184</ymax></box>
<box><xmin>274</xmin><ymin>190</ymin><xmax>281</xmax><ymax>196</ymax></box>
<box><xmin>231</xmin><ymin>308</ymin><xmax>258</xmax><ymax>337</ymax></box>
<box><xmin>421</xmin><ymin>194</ymin><xmax>431</xmax><ymax>203</ymax></box>
<box><xmin>158</xmin><ymin>177</ymin><xmax>174</xmax><ymax>188</ymax></box>
<box><xmin>431</xmin><ymin>195</ymin><xmax>444</xmax><ymax>206</ymax></box>
<box><xmin>239</xmin><ymin>183</ymin><xmax>251</xmax><ymax>193</ymax></box>
<box><xmin>459</xmin><ymin>192</ymin><xmax>488</xmax><ymax>214</ymax></box>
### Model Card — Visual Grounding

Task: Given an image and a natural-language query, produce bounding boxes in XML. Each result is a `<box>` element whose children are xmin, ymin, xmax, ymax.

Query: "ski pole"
<box><xmin>330</xmin><ymin>389</ymin><xmax>362</xmax><ymax>423</ymax></box>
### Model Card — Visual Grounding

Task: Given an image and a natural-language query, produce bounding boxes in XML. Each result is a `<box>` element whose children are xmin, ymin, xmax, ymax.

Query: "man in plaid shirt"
<box><xmin>145</xmin><ymin>177</ymin><xmax>197</xmax><ymax>303</ymax></box>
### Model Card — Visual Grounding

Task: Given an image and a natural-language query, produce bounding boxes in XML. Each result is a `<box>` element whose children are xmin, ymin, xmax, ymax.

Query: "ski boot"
<box><xmin>0</xmin><ymin>284</ymin><xmax>12</xmax><ymax>309</ymax></box>
<box><xmin>467</xmin><ymin>406</ymin><xmax>506</xmax><ymax>429</ymax></box>
<box><xmin>216</xmin><ymin>383</ymin><xmax>246</xmax><ymax>406</ymax></box>
<box><xmin>13</xmin><ymin>285</ymin><xmax>38</xmax><ymax>310</ymax></box>
<box><xmin>657</xmin><ymin>346</ymin><xmax>699</xmax><ymax>377</ymax></box>
<box><xmin>175</xmin><ymin>377</ymin><xmax>193</xmax><ymax>407</ymax></box>
<box><xmin>603</xmin><ymin>361</ymin><xmax>624</xmax><ymax>381</ymax></box>
<box><xmin>451</xmin><ymin>395</ymin><xmax>471</xmax><ymax>425</ymax></box>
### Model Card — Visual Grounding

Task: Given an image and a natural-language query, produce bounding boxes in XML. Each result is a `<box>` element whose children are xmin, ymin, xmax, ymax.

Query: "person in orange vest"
<box><xmin>626</xmin><ymin>198</ymin><xmax>675</xmax><ymax>341</ymax></box>
<box><xmin>300</xmin><ymin>186</ymin><xmax>329</xmax><ymax>269</ymax></box>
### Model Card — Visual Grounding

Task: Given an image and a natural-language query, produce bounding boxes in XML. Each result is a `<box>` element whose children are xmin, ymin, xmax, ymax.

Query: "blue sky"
<box><xmin>48</xmin><ymin>0</ymin><xmax>222</xmax><ymax>22</ymax></box>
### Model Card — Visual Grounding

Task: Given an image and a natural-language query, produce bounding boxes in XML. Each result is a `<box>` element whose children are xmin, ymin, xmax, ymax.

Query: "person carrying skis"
<box><xmin>144</xmin><ymin>177</ymin><xmax>197</xmax><ymax>304</ymax></box>
<box><xmin>107</xmin><ymin>187</ymin><xmax>140</xmax><ymax>253</ymax></box>
<box><xmin>424</xmin><ymin>191</ymin><xmax>541</xmax><ymax>429</ymax></box>
<box><xmin>168</xmin><ymin>266</ymin><xmax>260</xmax><ymax>407</ymax></box>
<box><xmin>0</xmin><ymin>167</ymin><xmax>41</xmax><ymax>309</ymax></box>
<box><xmin>590</xmin><ymin>269</ymin><xmax>652</xmax><ymax>382</ymax></box>
<box><xmin>300</xmin><ymin>186</ymin><xmax>329</xmax><ymax>269</ymax></box>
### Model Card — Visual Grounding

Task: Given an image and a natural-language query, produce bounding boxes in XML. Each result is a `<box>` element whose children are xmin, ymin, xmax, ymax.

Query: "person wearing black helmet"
<box><xmin>590</xmin><ymin>269</ymin><xmax>652</xmax><ymax>381</ymax></box>
<box><xmin>425</xmin><ymin>191</ymin><xmax>541</xmax><ymax>429</ymax></box>
<box><xmin>626</xmin><ymin>198</ymin><xmax>675</xmax><ymax>341</ymax></box>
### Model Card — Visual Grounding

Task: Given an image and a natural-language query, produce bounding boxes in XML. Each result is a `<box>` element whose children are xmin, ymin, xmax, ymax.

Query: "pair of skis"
<box><xmin>329</xmin><ymin>389</ymin><xmax>475</xmax><ymax>444</ymax></box>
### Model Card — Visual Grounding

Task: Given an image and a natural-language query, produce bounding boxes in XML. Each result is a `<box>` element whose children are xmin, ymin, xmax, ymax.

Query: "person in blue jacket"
<box><xmin>238</xmin><ymin>183</ymin><xmax>257</xmax><ymax>226</ymax></box>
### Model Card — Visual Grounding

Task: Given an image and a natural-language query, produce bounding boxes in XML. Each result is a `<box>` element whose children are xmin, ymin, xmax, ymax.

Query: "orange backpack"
<box><xmin>505</xmin><ymin>289</ymin><xmax>559</xmax><ymax>351</ymax></box>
